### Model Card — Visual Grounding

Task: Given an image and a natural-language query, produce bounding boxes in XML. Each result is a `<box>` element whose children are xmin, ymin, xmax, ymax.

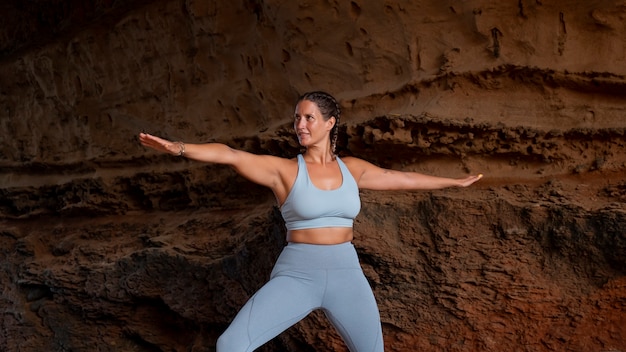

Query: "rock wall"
<box><xmin>1</xmin><ymin>0</ymin><xmax>625</xmax><ymax>351</ymax></box>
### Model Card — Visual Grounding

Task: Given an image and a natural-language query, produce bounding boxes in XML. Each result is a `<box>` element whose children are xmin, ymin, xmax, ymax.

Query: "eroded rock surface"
<box><xmin>1</xmin><ymin>0</ymin><xmax>625</xmax><ymax>351</ymax></box>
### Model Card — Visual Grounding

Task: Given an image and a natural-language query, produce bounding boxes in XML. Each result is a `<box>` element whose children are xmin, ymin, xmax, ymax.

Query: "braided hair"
<box><xmin>297</xmin><ymin>91</ymin><xmax>341</xmax><ymax>154</ymax></box>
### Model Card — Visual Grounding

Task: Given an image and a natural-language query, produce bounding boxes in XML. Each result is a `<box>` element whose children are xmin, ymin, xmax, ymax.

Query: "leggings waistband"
<box><xmin>274</xmin><ymin>242</ymin><xmax>361</xmax><ymax>270</ymax></box>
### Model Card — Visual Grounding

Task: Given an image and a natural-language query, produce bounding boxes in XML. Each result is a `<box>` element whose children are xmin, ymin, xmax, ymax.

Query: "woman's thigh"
<box><xmin>217</xmin><ymin>270</ymin><xmax>324</xmax><ymax>352</ymax></box>
<box><xmin>322</xmin><ymin>269</ymin><xmax>384</xmax><ymax>352</ymax></box>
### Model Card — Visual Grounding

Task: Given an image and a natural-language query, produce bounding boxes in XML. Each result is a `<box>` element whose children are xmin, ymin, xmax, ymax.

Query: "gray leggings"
<box><xmin>216</xmin><ymin>242</ymin><xmax>384</xmax><ymax>352</ymax></box>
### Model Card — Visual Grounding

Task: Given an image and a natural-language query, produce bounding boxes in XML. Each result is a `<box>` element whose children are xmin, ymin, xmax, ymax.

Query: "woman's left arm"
<box><xmin>342</xmin><ymin>156</ymin><xmax>482</xmax><ymax>191</ymax></box>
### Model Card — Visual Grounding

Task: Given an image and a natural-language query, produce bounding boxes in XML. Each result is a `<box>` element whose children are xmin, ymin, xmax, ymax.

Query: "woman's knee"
<box><xmin>216</xmin><ymin>328</ymin><xmax>249</xmax><ymax>352</ymax></box>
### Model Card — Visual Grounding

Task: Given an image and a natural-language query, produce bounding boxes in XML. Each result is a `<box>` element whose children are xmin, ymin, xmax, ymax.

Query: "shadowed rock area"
<box><xmin>1</xmin><ymin>0</ymin><xmax>625</xmax><ymax>351</ymax></box>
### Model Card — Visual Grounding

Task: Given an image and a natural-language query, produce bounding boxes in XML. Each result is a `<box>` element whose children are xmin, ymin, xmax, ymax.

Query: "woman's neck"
<box><xmin>303</xmin><ymin>146</ymin><xmax>335</xmax><ymax>164</ymax></box>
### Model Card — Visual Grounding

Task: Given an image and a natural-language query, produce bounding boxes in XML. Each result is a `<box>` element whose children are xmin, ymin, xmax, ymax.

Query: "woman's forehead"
<box><xmin>295</xmin><ymin>100</ymin><xmax>320</xmax><ymax>114</ymax></box>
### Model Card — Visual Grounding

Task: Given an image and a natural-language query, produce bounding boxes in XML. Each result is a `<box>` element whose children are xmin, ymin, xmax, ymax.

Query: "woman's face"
<box><xmin>293</xmin><ymin>99</ymin><xmax>335</xmax><ymax>147</ymax></box>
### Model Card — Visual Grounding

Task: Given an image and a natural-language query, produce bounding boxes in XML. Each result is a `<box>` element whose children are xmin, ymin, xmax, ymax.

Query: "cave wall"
<box><xmin>1</xmin><ymin>0</ymin><xmax>625</xmax><ymax>351</ymax></box>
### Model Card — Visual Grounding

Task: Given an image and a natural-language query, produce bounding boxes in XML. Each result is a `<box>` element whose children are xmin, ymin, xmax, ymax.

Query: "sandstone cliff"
<box><xmin>1</xmin><ymin>0</ymin><xmax>625</xmax><ymax>351</ymax></box>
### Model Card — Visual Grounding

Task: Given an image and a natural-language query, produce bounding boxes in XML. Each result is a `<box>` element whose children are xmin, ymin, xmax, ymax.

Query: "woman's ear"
<box><xmin>327</xmin><ymin>116</ymin><xmax>336</xmax><ymax>130</ymax></box>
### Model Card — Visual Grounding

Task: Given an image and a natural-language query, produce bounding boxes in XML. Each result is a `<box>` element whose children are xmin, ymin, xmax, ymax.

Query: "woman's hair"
<box><xmin>297</xmin><ymin>91</ymin><xmax>341</xmax><ymax>154</ymax></box>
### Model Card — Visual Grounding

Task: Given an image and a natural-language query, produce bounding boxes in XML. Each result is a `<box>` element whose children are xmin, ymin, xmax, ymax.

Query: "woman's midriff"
<box><xmin>286</xmin><ymin>227</ymin><xmax>354</xmax><ymax>245</ymax></box>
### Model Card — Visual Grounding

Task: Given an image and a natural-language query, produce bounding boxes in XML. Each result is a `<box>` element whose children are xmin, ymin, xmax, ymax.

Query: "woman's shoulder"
<box><xmin>338</xmin><ymin>155</ymin><xmax>370</xmax><ymax>172</ymax></box>
<box><xmin>237</xmin><ymin>152</ymin><xmax>297</xmax><ymax>173</ymax></box>
<box><xmin>271</xmin><ymin>154</ymin><xmax>299</xmax><ymax>170</ymax></box>
<box><xmin>339</xmin><ymin>155</ymin><xmax>367</xmax><ymax>166</ymax></box>
<box><xmin>340</xmin><ymin>155</ymin><xmax>382</xmax><ymax>174</ymax></box>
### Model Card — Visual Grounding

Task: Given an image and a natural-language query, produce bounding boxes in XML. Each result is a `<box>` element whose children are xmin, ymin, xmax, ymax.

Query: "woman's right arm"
<box><xmin>138</xmin><ymin>133</ymin><xmax>289</xmax><ymax>192</ymax></box>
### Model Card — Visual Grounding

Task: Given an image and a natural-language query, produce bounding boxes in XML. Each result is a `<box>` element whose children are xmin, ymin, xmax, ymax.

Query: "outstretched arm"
<box><xmin>342</xmin><ymin>156</ymin><xmax>482</xmax><ymax>191</ymax></box>
<box><xmin>138</xmin><ymin>133</ymin><xmax>288</xmax><ymax>191</ymax></box>
<box><xmin>140</xmin><ymin>132</ymin><xmax>241</xmax><ymax>164</ymax></box>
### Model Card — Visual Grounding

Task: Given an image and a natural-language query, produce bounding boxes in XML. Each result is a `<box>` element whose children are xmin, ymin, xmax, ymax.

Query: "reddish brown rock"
<box><xmin>1</xmin><ymin>0</ymin><xmax>625</xmax><ymax>351</ymax></box>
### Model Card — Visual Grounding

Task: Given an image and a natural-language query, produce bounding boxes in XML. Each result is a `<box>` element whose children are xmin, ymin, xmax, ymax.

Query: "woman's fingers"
<box><xmin>459</xmin><ymin>174</ymin><xmax>483</xmax><ymax>187</ymax></box>
<box><xmin>139</xmin><ymin>133</ymin><xmax>174</xmax><ymax>153</ymax></box>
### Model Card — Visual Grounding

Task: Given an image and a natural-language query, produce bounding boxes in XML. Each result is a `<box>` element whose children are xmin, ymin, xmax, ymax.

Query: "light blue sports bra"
<box><xmin>280</xmin><ymin>154</ymin><xmax>361</xmax><ymax>231</ymax></box>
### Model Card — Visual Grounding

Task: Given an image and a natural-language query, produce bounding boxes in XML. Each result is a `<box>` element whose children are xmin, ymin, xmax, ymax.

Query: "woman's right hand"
<box><xmin>139</xmin><ymin>133</ymin><xmax>184</xmax><ymax>156</ymax></box>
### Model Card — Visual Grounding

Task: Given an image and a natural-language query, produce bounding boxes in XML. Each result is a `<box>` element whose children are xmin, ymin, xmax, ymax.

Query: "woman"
<box><xmin>139</xmin><ymin>91</ymin><xmax>482</xmax><ymax>352</ymax></box>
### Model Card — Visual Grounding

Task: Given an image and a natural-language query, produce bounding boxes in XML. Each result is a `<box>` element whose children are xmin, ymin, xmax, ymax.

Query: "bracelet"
<box><xmin>174</xmin><ymin>141</ymin><xmax>185</xmax><ymax>156</ymax></box>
